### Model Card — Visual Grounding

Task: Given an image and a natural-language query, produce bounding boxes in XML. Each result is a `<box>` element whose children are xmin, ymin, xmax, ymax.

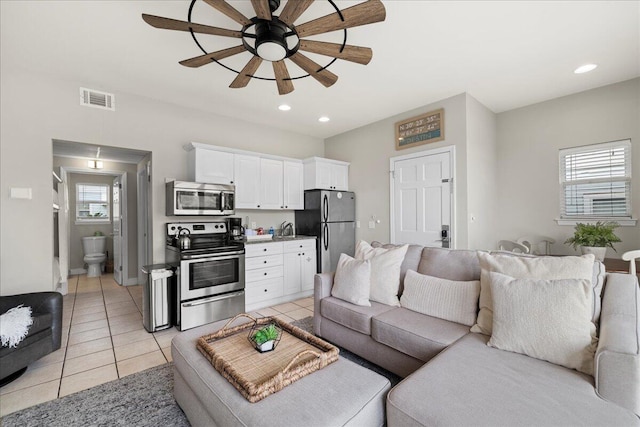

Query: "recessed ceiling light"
<box><xmin>318</xmin><ymin>116</ymin><xmax>330</xmax><ymax>123</ymax></box>
<box><xmin>278</xmin><ymin>104</ymin><xmax>291</xmax><ymax>111</ymax></box>
<box><xmin>574</xmin><ymin>64</ymin><xmax>597</xmax><ymax>74</ymax></box>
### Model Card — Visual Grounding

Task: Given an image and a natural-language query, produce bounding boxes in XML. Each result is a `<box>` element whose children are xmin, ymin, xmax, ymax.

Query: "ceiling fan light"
<box><xmin>318</xmin><ymin>116</ymin><xmax>330</xmax><ymax>123</ymax></box>
<box><xmin>257</xmin><ymin>41</ymin><xmax>287</xmax><ymax>61</ymax></box>
<box><xmin>574</xmin><ymin>64</ymin><xmax>597</xmax><ymax>74</ymax></box>
<box><xmin>278</xmin><ymin>104</ymin><xmax>291</xmax><ymax>111</ymax></box>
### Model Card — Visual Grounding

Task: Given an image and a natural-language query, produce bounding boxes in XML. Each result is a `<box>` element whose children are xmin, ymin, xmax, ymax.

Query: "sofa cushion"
<box><xmin>387</xmin><ymin>333</ymin><xmax>640</xmax><ymax>427</ymax></box>
<box><xmin>417</xmin><ymin>247</ymin><xmax>481</xmax><ymax>281</ymax></box>
<box><xmin>488</xmin><ymin>272</ymin><xmax>597</xmax><ymax>376</ymax></box>
<box><xmin>355</xmin><ymin>240</ymin><xmax>408</xmax><ymax>307</ymax></box>
<box><xmin>331</xmin><ymin>253</ymin><xmax>372</xmax><ymax>307</ymax></box>
<box><xmin>320</xmin><ymin>296</ymin><xmax>394</xmax><ymax>335</ymax></box>
<box><xmin>400</xmin><ymin>270</ymin><xmax>480</xmax><ymax>326</ymax></box>
<box><xmin>472</xmin><ymin>252</ymin><xmax>595</xmax><ymax>336</ymax></box>
<box><xmin>371</xmin><ymin>242</ymin><xmax>422</xmax><ymax>295</ymax></box>
<box><xmin>371</xmin><ymin>308</ymin><xmax>469</xmax><ymax>362</ymax></box>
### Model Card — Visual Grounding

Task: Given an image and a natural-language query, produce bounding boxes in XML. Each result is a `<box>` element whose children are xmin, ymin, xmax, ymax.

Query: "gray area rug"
<box><xmin>2</xmin><ymin>317</ymin><xmax>400</xmax><ymax>426</ymax></box>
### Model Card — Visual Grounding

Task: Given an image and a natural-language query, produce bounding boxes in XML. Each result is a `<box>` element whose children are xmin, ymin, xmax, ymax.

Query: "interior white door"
<box><xmin>113</xmin><ymin>175</ymin><xmax>123</xmax><ymax>284</ymax></box>
<box><xmin>392</xmin><ymin>150</ymin><xmax>452</xmax><ymax>247</ymax></box>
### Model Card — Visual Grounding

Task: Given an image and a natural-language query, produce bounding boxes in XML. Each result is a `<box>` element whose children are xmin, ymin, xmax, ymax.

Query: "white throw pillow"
<box><xmin>400</xmin><ymin>270</ymin><xmax>480</xmax><ymax>326</ymax></box>
<box><xmin>487</xmin><ymin>272</ymin><xmax>597</xmax><ymax>376</ymax></box>
<box><xmin>355</xmin><ymin>240</ymin><xmax>408</xmax><ymax>306</ymax></box>
<box><xmin>471</xmin><ymin>252</ymin><xmax>595</xmax><ymax>336</ymax></box>
<box><xmin>331</xmin><ymin>253</ymin><xmax>372</xmax><ymax>307</ymax></box>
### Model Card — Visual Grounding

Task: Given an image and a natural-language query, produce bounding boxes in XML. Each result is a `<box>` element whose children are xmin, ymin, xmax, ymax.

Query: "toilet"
<box><xmin>81</xmin><ymin>236</ymin><xmax>107</xmax><ymax>277</ymax></box>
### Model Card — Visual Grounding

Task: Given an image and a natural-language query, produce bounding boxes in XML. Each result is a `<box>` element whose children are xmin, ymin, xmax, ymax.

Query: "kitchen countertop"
<box><xmin>242</xmin><ymin>235</ymin><xmax>316</xmax><ymax>244</ymax></box>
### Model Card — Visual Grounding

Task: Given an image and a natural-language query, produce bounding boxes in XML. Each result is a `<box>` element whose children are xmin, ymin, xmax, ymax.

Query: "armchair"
<box><xmin>0</xmin><ymin>292</ymin><xmax>63</xmax><ymax>386</ymax></box>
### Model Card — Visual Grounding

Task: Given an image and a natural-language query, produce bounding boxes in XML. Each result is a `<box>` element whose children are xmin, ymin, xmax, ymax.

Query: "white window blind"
<box><xmin>559</xmin><ymin>139</ymin><xmax>631</xmax><ymax>219</ymax></box>
<box><xmin>76</xmin><ymin>183</ymin><xmax>110</xmax><ymax>222</ymax></box>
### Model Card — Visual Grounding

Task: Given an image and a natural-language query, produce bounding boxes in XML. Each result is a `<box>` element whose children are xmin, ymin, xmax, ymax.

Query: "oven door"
<box><xmin>180</xmin><ymin>253</ymin><xmax>245</xmax><ymax>300</ymax></box>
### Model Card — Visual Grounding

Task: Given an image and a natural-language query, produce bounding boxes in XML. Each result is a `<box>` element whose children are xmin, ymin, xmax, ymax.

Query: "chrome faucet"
<box><xmin>280</xmin><ymin>221</ymin><xmax>294</xmax><ymax>237</ymax></box>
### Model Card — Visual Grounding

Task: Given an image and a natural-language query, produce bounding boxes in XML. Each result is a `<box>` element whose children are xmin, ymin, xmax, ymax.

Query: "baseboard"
<box><xmin>70</xmin><ymin>268</ymin><xmax>87</xmax><ymax>275</ymax></box>
<box><xmin>123</xmin><ymin>277</ymin><xmax>139</xmax><ymax>286</ymax></box>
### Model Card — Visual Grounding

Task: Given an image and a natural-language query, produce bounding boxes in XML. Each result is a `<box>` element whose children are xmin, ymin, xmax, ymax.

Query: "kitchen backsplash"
<box><xmin>235</xmin><ymin>209</ymin><xmax>296</xmax><ymax>233</ymax></box>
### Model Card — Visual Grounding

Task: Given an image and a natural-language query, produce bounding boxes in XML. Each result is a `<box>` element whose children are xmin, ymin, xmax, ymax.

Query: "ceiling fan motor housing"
<box><xmin>255</xmin><ymin>20</ymin><xmax>288</xmax><ymax>61</ymax></box>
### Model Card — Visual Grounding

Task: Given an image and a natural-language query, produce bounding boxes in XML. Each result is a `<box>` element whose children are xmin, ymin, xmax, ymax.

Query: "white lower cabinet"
<box><xmin>244</xmin><ymin>239</ymin><xmax>316</xmax><ymax>312</ymax></box>
<box><xmin>283</xmin><ymin>240</ymin><xmax>317</xmax><ymax>295</ymax></box>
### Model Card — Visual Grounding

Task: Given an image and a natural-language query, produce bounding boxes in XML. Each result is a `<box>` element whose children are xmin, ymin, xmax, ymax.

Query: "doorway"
<box><xmin>53</xmin><ymin>140</ymin><xmax>151</xmax><ymax>288</ymax></box>
<box><xmin>390</xmin><ymin>146</ymin><xmax>455</xmax><ymax>248</ymax></box>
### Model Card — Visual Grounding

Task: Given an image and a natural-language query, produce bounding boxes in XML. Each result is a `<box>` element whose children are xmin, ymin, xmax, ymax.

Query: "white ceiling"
<box><xmin>2</xmin><ymin>1</ymin><xmax>639</xmax><ymax>139</ymax></box>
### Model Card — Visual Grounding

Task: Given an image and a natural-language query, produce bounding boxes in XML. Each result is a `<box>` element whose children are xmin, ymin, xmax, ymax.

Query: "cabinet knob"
<box><xmin>264</xmin><ymin>289</ymin><xmax>267</xmax><ymax>292</ymax></box>
<box><xmin>263</xmin><ymin>248</ymin><xmax>267</xmax><ymax>251</ymax></box>
<box><xmin>263</xmin><ymin>260</ymin><xmax>267</xmax><ymax>263</ymax></box>
<box><xmin>257</xmin><ymin>205</ymin><xmax>261</xmax><ymax>208</ymax></box>
<box><xmin>264</xmin><ymin>272</ymin><xmax>267</xmax><ymax>276</ymax></box>
<box><xmin>230</xmin><ymin>181</ymin><xmax>234</xmax><ymax>184</ymax></box>
<box><xmin>281</xmin><ymin>206</ymin><xmax>284</xmax><ymax>209</ymax></box>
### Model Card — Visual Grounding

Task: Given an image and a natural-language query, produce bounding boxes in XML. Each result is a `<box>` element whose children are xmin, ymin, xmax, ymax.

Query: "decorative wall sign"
<box><xmin>395</xmin><ymin>109</ymin><xmax>444</xmax><ymax>150</ymax></box>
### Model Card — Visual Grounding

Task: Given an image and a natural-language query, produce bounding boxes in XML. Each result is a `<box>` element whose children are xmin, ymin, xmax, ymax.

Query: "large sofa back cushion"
<box><xmin>371</xmin><ymin>242</ymin><xmax>423</xmax><ymax>294</ymax></box>
<box><xmin>472</xmin><ymin>253</ymin><xmax>596</xmax><ymax>336</ymax></box>
<box><xmin>417</xmin><ymin>247</ymin><xmax>481</xmax><ymax>282</ymax></box>
<box><xmin>400</xmin><ymin>270</ymin><xmax>480</xmax><ymax>326</ymax></box>
<box><xmin>321</xmin><ymin>297</ymin><xmax>395</xmax><ymax>335</ymax></box>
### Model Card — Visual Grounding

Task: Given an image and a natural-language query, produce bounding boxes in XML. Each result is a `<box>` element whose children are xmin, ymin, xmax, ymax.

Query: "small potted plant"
<box><xmin>248</xmin><ymin>322</ymin><xmax>282</xmax><ymax>353</ymax></box>
<box><xmin>564</xmin><ymin>221</ymin><xmax>621</xmax><ymax>261</ymax></box>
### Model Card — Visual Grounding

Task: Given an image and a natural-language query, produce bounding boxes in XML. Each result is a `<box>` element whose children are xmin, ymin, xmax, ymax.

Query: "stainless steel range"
<box><xmin>165</xmin><ymin>221</ymin><xmax>245</xmax><ymax>331</ymax></box>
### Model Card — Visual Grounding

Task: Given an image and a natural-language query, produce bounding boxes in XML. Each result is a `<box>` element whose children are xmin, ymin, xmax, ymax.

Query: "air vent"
<box><xmin>80</xmin><ymin>87</ymin><xmax>115</xmax><ymax>111</ymax></box>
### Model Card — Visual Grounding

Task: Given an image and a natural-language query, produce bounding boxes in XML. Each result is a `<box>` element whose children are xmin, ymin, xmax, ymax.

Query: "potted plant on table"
<box><xmin>249</xmin><ymin>323</ymin><xmax>282</xmax><ymax>353</ymax></box>
<box><xmin>564</xmin><ymin>221</ymin><xmax>621</xmax><ymax>261</ymax></box>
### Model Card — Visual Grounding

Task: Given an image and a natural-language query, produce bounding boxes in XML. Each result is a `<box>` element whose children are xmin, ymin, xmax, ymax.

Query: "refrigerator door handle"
<box><xmin>323</xmin><ymin>194</ymin><xmax>329</xmax><ymax>222</ymax></box>
<box><xmin>323</xmin><ymin>223</ymin><xmax>329</xmax><ymax>251</ymax></box>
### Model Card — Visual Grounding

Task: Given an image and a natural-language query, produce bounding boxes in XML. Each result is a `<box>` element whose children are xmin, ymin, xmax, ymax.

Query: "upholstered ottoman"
<box><xmin>172</xmin><ymin>318</ymin><xmax>391</xmax><ymax>427</ymax></box>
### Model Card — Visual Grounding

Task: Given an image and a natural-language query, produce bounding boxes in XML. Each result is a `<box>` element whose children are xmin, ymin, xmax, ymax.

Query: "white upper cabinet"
<box><xmin>234</xmin><ymin>154</ymin><xmax>261</xmax><ymax>209</ymax></box>
<box><xmin>259</xmin><ymin>158</ymin><xmax>284</xmax><ymax>209</ymax></box>
<box><xmin>188</xmin><ymin>147</ymin><xmax>234</xmax><ymax>185</ymax></box>
<box><xmin>186</xmin><ymin>143</ymin><xmax>305</xmax><ymax>209</ymax></box>
<box><xmin>283</xmin><ymin>161</ymin><xmax>304</xmax><ymax>210</ymax></box>
<box><xmin>303</xmin><ymin>157</ymin><xmax>349</xmax><ymax>191</ymax></box>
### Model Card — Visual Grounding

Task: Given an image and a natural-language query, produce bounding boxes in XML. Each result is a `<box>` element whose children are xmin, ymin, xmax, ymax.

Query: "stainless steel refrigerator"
<box><xmin>295</xmin><ymin>190</ymin><xmax>356</xmax><ymax>273</ymax></box>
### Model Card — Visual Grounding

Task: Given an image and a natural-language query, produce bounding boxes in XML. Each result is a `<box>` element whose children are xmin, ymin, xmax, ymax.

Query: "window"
<box><xmin>559</xmin><ymin>139</ymin><xmax>632</xmax><ymax>222</ymax></box>
<box><xmin>76</xmin><ymin>183</ymin><xmax>110</xmax><ymax>223</ymax></box>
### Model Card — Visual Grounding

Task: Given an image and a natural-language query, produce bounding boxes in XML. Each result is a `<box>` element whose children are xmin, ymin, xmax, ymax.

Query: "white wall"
<box><xmin>496</xmin><ymin>78</ymin><xmax>640</xmax><ymax>257</ymax></box>
<box><xmin>466</xmin><ymin>94</ymin><xmax>498</xmax><ymax>250</ymax></box>
<box><xmin>325</xmin><ymin>94</ymin><xmax>472</xmax><ymax>248</ymax></box>
<box><xmin>0</xmin><ymin>68</ymin><xmax>324</xmax><ymax>295</ymax></box>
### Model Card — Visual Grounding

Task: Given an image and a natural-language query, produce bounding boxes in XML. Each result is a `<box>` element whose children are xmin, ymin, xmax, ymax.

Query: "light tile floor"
<box><xmin>0</xmin><ymin>273</ymin><xmax>314</xmax><ymax>417</ymax></box>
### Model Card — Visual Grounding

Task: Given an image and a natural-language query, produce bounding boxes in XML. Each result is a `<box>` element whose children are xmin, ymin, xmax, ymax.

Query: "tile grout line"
<box><xmin>57</xmin><ymin>274</ymin><xmax>79</xmax><ymax>398</ymax></box>
<box><xmin>101</xmin><ymin>275</ymin><xmax>122</xmax><ymax>380</ymax></box>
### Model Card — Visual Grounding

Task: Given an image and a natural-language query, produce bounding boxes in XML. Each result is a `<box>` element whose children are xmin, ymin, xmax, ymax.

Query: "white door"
<box><xmin>137</xmin><ymin>162</ymin><xmax>151</xmax><ymax>286</ymax></box>
<box><xmin>112</xmin><ymin>175</ymin><xmax>127</xmax><ymax>284</ymax></box>
<box><xmin>391</xmin><ymin>149</ymin><xmax>453</xmax><ymax>247</ymax></box>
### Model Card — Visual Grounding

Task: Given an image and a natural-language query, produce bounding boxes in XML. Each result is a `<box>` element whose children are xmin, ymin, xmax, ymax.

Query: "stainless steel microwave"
<box><xmin>166</xmin><ymin>181</ymin><xmax>235</xmax><ymax>216</ymax></box>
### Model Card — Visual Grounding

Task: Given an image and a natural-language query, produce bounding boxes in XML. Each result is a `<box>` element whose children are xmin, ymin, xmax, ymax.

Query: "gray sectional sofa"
<box><xmin>313</xmin><ymin>244</ymin><xmax>640</xmax><ymax>426</ymax></box>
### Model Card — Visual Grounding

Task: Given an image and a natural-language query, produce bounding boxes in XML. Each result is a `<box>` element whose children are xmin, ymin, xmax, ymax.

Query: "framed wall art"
<box><xmin>395</xmin><ymin>109</ymin><xmax>444</xmax><ymax>150</ymax></box>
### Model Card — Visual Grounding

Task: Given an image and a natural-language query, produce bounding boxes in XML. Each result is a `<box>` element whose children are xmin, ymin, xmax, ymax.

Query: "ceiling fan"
<box><xmin>142</xmin><ymin>0</ymin><xmax>386</xmax><ymax>95</ymax></box>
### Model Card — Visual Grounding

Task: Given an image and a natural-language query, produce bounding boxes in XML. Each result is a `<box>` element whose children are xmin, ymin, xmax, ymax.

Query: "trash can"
<box><xmin>141</xmin><ymin>264</ymin><xmax>174</xmax><ymax>333</ymax></box>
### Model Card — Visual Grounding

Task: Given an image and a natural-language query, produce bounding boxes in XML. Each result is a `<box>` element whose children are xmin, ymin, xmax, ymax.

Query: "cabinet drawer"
<box><xmin>284</xmin><ymin>239</ymin><xmax>316</xmax><ymax>253</ymax></box>
<box><xmin>245</xmin><ymin>278</ymin><xmax>284</xmax><ymax>304</ymax></box>
<box><xmin>245</xmin><ymin>242</ymin><xmax>284</xmax><ymax>257</ymax></box>
<box><xmin>245</xmin><ymin>254</ymin><xmax>283</xmax><ymax>270</ymax></box>
<box><xmin>246</xmin><ymin>265</ymin><xmax>283</xmax><ymax>283</ymax></box>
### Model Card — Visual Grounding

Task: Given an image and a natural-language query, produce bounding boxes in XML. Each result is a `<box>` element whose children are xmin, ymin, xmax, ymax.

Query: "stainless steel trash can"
<box><xmin>141</xmin><ymin>264</ymin><xmax>174</xmax><ymax>332</ymax></box>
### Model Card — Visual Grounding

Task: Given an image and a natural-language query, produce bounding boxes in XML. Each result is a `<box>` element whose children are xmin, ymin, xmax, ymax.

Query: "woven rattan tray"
<box><xmin>197</xmin><ymin>314</ymin><xmax>339</xmax><ymax>403</ymax></box>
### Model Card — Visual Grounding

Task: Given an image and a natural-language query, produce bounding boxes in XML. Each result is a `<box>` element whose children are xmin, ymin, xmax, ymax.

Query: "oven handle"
<box><xmin>181</xmin><ymin>251</ymin><xmax>245</xmax><ymax>260</ymax></box>
<box><xmin>182</xmin><ymin>291</ymin><xmax>245</xmax><ymax>307</ymax></box>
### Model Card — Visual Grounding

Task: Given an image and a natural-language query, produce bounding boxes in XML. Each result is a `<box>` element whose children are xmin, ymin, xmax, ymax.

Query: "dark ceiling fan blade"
<box><xmin>299</xmin><ymin>40</ymin><xmax>372</xmax><ymax>65</ymax></box>
<box><xmin>295</xmin><ymin>0</ymin><xmax>386</xmax><ymax>38</ymax></box>
<box><xmin>179</xmin><ymin>45</ymin><xmax>247</xmax><ymax>68</ymax></box>
<box><xmin>251</xmin><ymin>0</ymin><xmax>272</xmax><ymax>20</ymax></box>
<box><xmin>272</xmin><ymin>60</ymin><xmax>294</xmax><ymax>95</ymax></box>
<box><xmin>277</xmin><ymin>0</ymin><xmax>314</xmax><ymax>27</ymax></box>
<box><xmin>142</xmin><ymin>14</ymin><xmax>242</xmax><ymax>38</ymax></box>
<box><xmin>202</xmin><ymin>0</ymin><xmax>252</xmax><ymax>26</ymax></box>
<box><xmin>230</xmin><ymin>56</ymin><xmax>263</xmax><ymax>88</ymax></box>
<box><xmin>288</xmin><ymin>52</ymin><xmax>338</xmax><ymax>88</ymax></box>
